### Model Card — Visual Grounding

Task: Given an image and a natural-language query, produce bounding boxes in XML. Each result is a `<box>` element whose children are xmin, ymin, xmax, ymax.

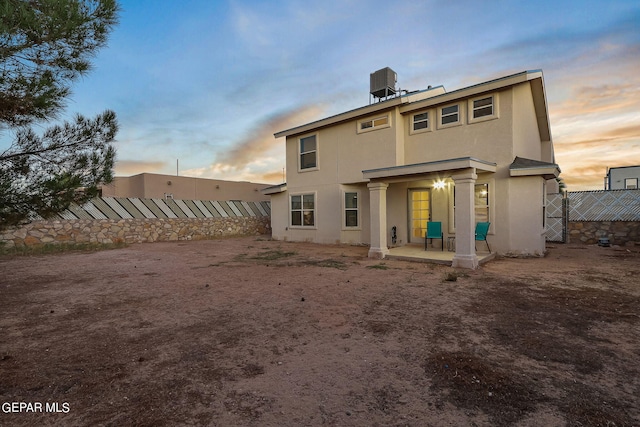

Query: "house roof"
<box><xmin>509</xmin><ymin>156</ymin><xmax>560</xmax><ymax>180</ymax></box>
<box><xmin>274</xmin><ymin>70</ymin><xmax>551</xmax><ymax>142</ymax></box>
<box><xmin>273</xmin><ymin>85</ymin><xmax>446</xmax><ymax>139</ymax></box>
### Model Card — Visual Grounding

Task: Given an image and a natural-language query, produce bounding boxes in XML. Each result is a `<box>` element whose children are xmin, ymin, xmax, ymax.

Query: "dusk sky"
<box><xmin>14</xmin><ymin>0</ymin><xmax>640</xmax><ymax>190</ymax></box>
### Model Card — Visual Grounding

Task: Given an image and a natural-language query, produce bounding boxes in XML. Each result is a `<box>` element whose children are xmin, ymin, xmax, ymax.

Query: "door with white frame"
<box><xmin>409</xmin><ymin>189</ymin><xmax>431</xmax><ymax>244</ymax></box>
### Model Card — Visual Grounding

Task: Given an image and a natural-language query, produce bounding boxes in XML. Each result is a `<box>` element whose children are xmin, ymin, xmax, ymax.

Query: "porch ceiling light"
<box><xmin>433</xmin><ymin>180</ymin><xmax>446</xmax><ymax>190</ymax></box>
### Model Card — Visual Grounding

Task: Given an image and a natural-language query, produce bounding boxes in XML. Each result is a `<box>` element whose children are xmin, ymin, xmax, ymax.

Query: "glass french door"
<box><xmin>409</xmin><ymin>189</ymin><xmax>430</xmax><ymax>243</ymax></box>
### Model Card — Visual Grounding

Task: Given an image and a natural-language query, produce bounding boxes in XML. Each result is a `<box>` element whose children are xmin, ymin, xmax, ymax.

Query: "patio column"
<box><xmin>368</xmin><ymin>182</ymin><xmax>389</xmax><ymax>259</ymax></box>
<box><xmin>452</xmin><ymin>169</ymin><xmax>478</xmax><ymax>269</ymax></box>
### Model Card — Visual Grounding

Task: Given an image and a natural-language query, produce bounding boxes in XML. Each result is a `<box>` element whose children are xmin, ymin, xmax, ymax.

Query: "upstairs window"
<box><xmin>473</xmin><ymin>96</ymin><xmax>494</xmax><ymax>118</ymax></box>
<box><xmin>440</xmin><ymin>104</ymin><xmax>460</xmax><ymax>126</ymax></box>
<box><xmin>413</xmin><ymin>112</ymin><xmax>429</xmax><ymax>131</ymax></box>
<box><xmin>625</xmin><ymin>178</ymin><xmax>638</xmax><ymax>189</ymax></box>
<box><xmin>299</xmin><ymin>135</ymin><xmax>317</xmax><ymax>170</ymax></box>
<box><xmin>468</xmin><ymin>94</ymin><xmax>498</xmax><ymax>123</ymax></box>
<box><xmin>357</xmin><ymin>115</ymin><xmax>390</xmax><ymax>133</ymax></box>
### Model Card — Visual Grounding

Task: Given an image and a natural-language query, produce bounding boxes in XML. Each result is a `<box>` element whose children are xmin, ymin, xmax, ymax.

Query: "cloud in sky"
<box><xmin>2</xmin><ymin>0</ymin><xmax>638</xmax><ymax>191</ymax></box>
<box><xmin>114</xmin><ymin>160</ymin><xmax>167</xmax><ymax>176</ymax></box>
<box><xmin>182</xmin><ymin>104</ymin><xmax>325</xmax><ymax>183</ymax></box>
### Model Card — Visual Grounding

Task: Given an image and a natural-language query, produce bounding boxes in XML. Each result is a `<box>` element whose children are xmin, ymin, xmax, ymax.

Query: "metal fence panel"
<box><xmin>193</xmin><ymin>200</ymin><xmax>213</xmax><ymax>218</ymax></box>
<box><xmin>102</xmin><ymin>197</ymin><xmax>133</xmax><ymax>219</ymax></box>
<box><xmin>568</xmin><ymin>189</ymin><xmax>640</xmax><ymax>221</ymax></box>
<box><xmin>130</xmin><ymin>198</ymin><xmax>156</xmax><ymax>219</ymax></box>
<box><xmin>174</xmin><ymin>199</ymin><xmax>197</xmax><ymax>218</ymax></box>
<box><xmin>22</xmin><ymin>198</ymin><xmax>270</xmax><ymax>221</ymax></box>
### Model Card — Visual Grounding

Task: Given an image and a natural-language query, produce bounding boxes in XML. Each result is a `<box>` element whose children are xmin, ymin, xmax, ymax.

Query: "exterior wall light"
<box><xmin>433</xmin><ymin>180</ymin><xmax>446</xmax><ymax>190</ymax></box>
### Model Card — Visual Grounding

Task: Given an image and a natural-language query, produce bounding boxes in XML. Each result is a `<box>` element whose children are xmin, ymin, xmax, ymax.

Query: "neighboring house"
<box><xmin>101</xmin><ymin>173</ymin><xmax>271</xmax><ymax>202</ymax></box>
<box><xmin>605</xmin><ymin>166</ymin><xmax>640</xmax><ymax>190</ymax></box>
<box><xmin>263</xmin><ymin>70</ymin><xmax>560</xmax><ymax>268</ymax></box>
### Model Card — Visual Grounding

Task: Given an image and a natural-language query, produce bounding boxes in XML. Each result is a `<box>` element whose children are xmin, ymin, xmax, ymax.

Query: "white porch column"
<box><xmin>452</xmin><ymin>169</ymin><xmax>478</xmax><ymax>269</ymax></box>
<box><xmin>367</xmin><ymin>182</ymin><xmax>389</xmax><ymax>259</ymax></box>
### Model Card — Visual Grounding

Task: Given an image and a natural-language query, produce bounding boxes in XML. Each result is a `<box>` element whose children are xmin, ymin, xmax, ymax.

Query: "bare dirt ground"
<box><xmin>1</xmin><ymin>236</ymin><xmax>639</xmax><ymax>427</ymax></box>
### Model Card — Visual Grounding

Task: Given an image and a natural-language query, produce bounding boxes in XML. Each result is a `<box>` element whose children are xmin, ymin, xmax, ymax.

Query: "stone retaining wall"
<box><xmin>1</xmin><ymin>217</ymin><xmax>271</xmax><ymax>248</ymax></box>
<box><xmin>568</xmin><ymin>221</ymin><xmax>640</xmax><ymax>246</ymax></box>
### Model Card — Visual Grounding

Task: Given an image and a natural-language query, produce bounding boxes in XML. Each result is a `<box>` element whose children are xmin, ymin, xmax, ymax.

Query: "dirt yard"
<box><xmin>1</xmin><ymin>236</ymin><xmax>639</xmax><ymax>426</ymax></box>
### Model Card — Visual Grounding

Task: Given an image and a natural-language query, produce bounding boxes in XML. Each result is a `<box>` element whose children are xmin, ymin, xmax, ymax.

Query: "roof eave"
<box><xmin>274</xmin><ymin>86</ymin><xmax>447</xmax><ymax>139</ymax></box>
<box><xmin>261</xmin><ymin>183</ymin><xmax>287</xmax><ymax>195</ymax></box>
<box><xmin>275</xmin><ymin>70</ymin><xmax>551</xmax><ymax>141</ymax></box>
<box><xmin>510</xmin><ymin>166</ymin><xmax>561</xmax><ymax>180</ymax></box>
<box><xmin>274</xmin><ymin>98</ymin><xmax>405</xmax><ymax>139</ymax></box>
<box><xmin>363</xmin><ymin>157</ymin><xmax>497</xmax><ymax>181</ymax></box>
<box><xmin>398</xmin><ymin>70</ymin><xmax>543</xmax><ymax>114</ymax></box>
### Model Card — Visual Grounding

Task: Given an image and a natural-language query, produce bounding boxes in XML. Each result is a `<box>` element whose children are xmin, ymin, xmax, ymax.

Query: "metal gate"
<box><xmin>546</xmin><ymin>193</ymin><xmax>567</xmax><ymax>242</ymax></box>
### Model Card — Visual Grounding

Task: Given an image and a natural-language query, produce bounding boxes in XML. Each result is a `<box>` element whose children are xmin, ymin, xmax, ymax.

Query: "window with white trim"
<box><xmin>473</xmin><ymin>96</ymin><xmax>493</xmax><ymax>118</ymax></box>
<box><xmin>474</xmin><ymin>183</ymin><xmax>489</xmax><ymax>223</ymax></box>
<box><xmin>357</xmin><ymin>115</ymin><xmax>390</xmax><ymax>133</ymax></box>
<box><xmin>440</xmin><ymin>104</ymin><xmax>460</xmax><ymax>126</ymax></box>
<box><xmin>344</xmin><ymin>192</ymin><xmax>359</xmax><ymax>227</ymax></box>
<box><xmin>450</xmin><ymin>182</ymin><xmax>491</xmax><ymax>228</ymax></box>
<box><xmin>299</xmin><ymin>135</ymin><xmax>317</xmax><ymax>170</ymax></box>
<box><xmin>291</xmin><ymin>194</ymin><xmax>315</xmax><ymax>227</ymax></box>
<box><xmin>625</xmin><ymin>178</ymin><xmax>638</xmax><ymax>189</ymax></box>
<box><xmin>468</xmin><ymin>94</ymin><xmax>498</xmax><ymax>123</ymax></box>
<box><xmin>412</xmin><ymin>112</ymin><xmax>429</xmax><ymax>131</ymax></box>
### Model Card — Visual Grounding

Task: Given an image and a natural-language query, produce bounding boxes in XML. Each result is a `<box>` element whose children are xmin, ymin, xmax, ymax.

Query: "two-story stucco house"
<box><xmin>263</xmin><ymin>70</ymin><xmax>560</xmax><ymax>268</ymax></box>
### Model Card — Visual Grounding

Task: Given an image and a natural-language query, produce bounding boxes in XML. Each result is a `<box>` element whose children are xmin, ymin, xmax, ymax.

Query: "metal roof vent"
<box><xmin>370</xmin><ymin>67</ymin><xmax>397</xmax><ymax>101</ymax></box>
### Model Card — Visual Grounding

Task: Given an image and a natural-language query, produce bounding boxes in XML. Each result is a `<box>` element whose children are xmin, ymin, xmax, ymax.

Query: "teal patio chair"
<box><xmin>425</xmin><ymin>221</ymin><xmax>443</xmax><ymax>251</ymax></box>
<box><xmin>475</xmin><ymin>222</ymin><xmax>491</xmax><ymax>252</ymax></box>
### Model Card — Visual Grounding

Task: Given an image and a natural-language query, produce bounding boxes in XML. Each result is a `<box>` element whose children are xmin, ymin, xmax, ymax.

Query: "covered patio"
<box><xmin>386</xmin><ymin>244</ymin><xmax>495</xmax><ymax>265</ymax></box>
<box><xmin>363</xmin><ymin>157</ymin><xmax>497</xmax><ymax>269</ymax></box>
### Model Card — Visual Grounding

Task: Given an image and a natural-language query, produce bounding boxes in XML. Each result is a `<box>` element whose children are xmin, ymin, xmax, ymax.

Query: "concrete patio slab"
<box><xmin>386</xmin><ymin>244</ymin><xmax>495</xmax><ymax>266</ymax></box>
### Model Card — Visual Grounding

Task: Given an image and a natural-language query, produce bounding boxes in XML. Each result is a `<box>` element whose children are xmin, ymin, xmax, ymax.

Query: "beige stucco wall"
<box><xmin>512</xmin><ymin>82</ymin><xmax>544</xmax><ymax>161</ymax></box>
<box><xmin>285</xmin><ymin>109</ymin><xmax>401</xmax><ymax>188</ymax></box>
<box><xmin>271</xmin><ymin>183</ymin><xmax>371</xmax><ymax>245</ymax></box>
<box><xmin>505</xmin><ymin>176</ymin><xmax>546</xmax><ymax>255</ymax></box>
<box><xmin>269</xmin><ymin>191</ymin><xmax>289</xmax><ymax>241</ymax></box>
<box><xmin>403</xmin><ymin>88</ymin><xmax>514</xmax><ymax>166</ymax></box>
<box><xmin>102</xmin><ymin>173</ymin><xmax>272</xmax><ymax>202</ymax></box>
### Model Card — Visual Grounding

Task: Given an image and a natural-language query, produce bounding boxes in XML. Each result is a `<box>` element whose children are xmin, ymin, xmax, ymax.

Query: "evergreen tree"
<box><xmin>0</xmin><ymin>0</ymin><xmax>119</xmax><ymax>229</ymax></box>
